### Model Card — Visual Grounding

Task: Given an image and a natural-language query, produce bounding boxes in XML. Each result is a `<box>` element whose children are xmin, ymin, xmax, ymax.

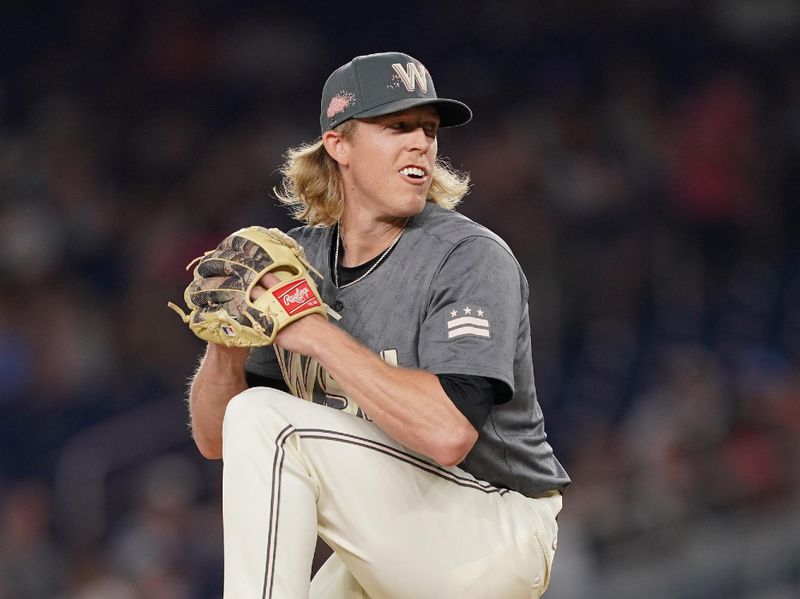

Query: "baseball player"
<box><xmin>184</xmin><ymin>52</ymin><xmax>570</xmax><ymax>598</ymax></box>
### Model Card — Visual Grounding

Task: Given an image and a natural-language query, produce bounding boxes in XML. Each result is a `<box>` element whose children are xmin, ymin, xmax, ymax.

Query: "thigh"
<box><xmin>231</xmin><ymin>389</ymin><xmax>553</xmax><ymax>599</ymax></box>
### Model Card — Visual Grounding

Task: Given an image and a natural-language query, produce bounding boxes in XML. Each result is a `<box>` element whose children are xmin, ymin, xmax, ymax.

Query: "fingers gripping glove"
<box><xmin>168</xmin><ymin>227</ymin><xmax>327</xmax><ymax>347</ymax></box>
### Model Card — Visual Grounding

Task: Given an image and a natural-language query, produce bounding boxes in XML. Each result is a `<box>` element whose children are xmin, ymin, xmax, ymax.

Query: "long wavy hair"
<box><xmin>273</xmin><ymin>120</ymin><xmax>471</xmax><ymax>227</ymax></box>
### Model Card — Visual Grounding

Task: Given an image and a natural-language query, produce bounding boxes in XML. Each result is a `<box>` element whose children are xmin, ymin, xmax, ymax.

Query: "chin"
<box><xmin>398</xmin><ymin>193</ymin><xmax>429</xmax><ymax>216</ymax></box>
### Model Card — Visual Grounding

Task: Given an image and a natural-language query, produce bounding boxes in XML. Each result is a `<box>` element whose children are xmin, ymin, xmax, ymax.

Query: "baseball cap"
<box><xmin>320</xmin><ymin>52</ymin><xmax>472</xmax><ymax>132</ymax></box>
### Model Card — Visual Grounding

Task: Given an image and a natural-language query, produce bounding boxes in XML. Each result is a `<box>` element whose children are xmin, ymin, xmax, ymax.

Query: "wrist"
<box><xmin>308</xmin><ymin>315</ymin><xmax>330</xmax><ymax>353</ymax></box>
<box><xmin>309</xmin><ymin>319</ymin><xmax>353</xmax><ymax>365</ymax></box>
<box><xmin>203</xmin><ymin>343</ymin><xmax>250</xmax><ymax>379</ymax></box>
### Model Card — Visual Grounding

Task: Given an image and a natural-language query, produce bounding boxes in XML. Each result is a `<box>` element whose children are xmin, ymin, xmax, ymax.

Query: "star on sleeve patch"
<box><xmin>446</xmin><ymin>306</ymin><xmax>491</xmax><ymax>340</ymax></box>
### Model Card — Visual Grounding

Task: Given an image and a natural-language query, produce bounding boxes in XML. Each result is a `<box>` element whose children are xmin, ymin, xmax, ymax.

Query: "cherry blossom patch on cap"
<box><xmin>319</xmin><ymin>52</ymin><xmax>472</xmax><ymax>133</ymax></box>
<box><xmin>326</xmin><ymin>92</ymin><xmax>356</xmax><ymax>119</ymax></box>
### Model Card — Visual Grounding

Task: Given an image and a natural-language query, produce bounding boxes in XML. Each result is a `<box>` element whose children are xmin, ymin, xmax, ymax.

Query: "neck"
<box><xmin>338</xmin><ymin>213</ymin><xmax>407</xmax><ymax>267</ymax></box>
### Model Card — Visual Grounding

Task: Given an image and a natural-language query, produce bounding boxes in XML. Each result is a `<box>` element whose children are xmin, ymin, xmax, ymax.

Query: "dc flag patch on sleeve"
<box><xmin>446</xmin><ymin>306</ymin><xmax>491</xmax><ymax>339</ymax></box>
<box><xmin>419</xmin><ymin>235</ymin><xmax>523</xmax><ymax>388</ymax></box>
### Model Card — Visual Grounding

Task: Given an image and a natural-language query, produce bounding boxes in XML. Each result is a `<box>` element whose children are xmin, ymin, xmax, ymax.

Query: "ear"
<box><xmin>322</xmin><ymin>130</ymin><xmax>351</xmax><ymax>167</ymax></box>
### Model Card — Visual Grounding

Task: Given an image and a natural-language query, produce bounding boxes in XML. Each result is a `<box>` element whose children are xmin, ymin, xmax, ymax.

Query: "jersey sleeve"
<box><xmin>419</xmin><ymin>236</ymin><xmax>526</xmax><ymax>394</ymax></box>
<box><xmin>437</xmin><ymin>373</ymin><xmax>508</xmax><ymax>429</ymax></box>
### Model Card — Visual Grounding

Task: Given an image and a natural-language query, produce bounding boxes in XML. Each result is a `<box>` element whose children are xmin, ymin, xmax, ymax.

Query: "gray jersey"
<box><xmin>248</xmin><ymin>202</ymin><xmax>570</xmax><ymax>497</ymax></box>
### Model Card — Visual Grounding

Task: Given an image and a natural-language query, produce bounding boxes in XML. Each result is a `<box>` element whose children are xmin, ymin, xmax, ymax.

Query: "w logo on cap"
<box><xmin>392</xmin><ymin>63</ymin><xmax>428</xmax><ymax>93</ymax></box>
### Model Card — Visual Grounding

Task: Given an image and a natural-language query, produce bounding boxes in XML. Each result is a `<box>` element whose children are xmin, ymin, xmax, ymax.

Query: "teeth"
<box><xmin>400</xmin><ymin>167</ymin><xmax>425</xmax><ymax>178</ymax></box>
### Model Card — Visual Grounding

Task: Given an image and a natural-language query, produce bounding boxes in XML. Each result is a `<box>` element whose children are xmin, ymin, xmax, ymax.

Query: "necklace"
<box><xmin>334</xmin><ymin>221</ymin><xmax>406</xmax><ymax>289</ymax></box>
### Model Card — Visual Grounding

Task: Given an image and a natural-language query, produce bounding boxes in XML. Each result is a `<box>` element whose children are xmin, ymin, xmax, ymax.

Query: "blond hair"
<box><xmin>273</xmin><ymin>121</ymin><xmax>471</xmax><ymax>227</ymax></box>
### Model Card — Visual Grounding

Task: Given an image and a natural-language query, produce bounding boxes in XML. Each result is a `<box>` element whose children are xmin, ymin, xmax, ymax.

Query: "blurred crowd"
<box><xmin>1</xmin><ymin>1</ymin><xmax>799</xmax><ymax>597</ymax></box>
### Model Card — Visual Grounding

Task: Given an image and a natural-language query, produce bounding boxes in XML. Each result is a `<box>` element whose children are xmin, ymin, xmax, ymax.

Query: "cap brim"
<box><xmin>354</xmin><ymin>97</ymin><xmax>472</xmax><ymax>128</ymax></box>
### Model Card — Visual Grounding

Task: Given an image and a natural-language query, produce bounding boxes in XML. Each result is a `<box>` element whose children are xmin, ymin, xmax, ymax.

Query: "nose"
<box><xmin>407</xmin><ymin>125</ymin><xmax>433</xmax><ymax>152</ymax></box>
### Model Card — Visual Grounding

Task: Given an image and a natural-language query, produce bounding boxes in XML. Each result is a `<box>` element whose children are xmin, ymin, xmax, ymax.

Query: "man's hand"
<box><xmin>252</xmin><ymin>272</ymin><xmax>330</xmax><ymax>357</ymax></box>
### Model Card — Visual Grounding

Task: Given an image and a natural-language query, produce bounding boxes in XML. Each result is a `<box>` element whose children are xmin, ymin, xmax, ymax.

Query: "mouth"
<box><xmin>399</xmin><ymin>165</ymin><xmax>429</xmax><ymax>184</ymax></box>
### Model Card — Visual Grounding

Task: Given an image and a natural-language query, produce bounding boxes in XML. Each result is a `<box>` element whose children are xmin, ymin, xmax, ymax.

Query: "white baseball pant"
<box><xmin>222</xmin><ymin>387</ymin><xmax>560</xmax><ymax>598</ymax></box>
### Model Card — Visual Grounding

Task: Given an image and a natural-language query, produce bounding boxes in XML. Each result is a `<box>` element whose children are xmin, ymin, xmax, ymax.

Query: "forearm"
<box><xmin>189</xmin><ymin>344</ymin><xmax>250</xmax><ymax>459</ymax></box>
<box><xmin>308</xmin><ymin>324</ymin><xmax>477</xmax><ymax>466</ymax></box>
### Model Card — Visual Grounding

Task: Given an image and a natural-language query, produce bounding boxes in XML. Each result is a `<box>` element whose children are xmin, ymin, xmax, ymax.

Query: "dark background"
<box><xmin>1</xmin><ymin>1</ymin><xmax>799</xmax><ymax>597</ymax></box>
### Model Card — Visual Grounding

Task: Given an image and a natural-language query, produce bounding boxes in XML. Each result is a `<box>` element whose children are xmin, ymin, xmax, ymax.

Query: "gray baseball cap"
<box><xmin>320</xmin><ymin>52</ymin><xmax>473</xmax><ymax>132</ymax></box>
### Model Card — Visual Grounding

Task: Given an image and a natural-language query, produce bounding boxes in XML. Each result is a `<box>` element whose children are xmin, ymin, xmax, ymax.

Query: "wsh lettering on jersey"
<box><xmin>275</xmin><ymin>347</ymin><xmax>399</xmax><ymax>420</ymax></box>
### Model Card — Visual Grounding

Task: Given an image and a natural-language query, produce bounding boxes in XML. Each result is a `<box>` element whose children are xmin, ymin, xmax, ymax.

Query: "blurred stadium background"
<box><xmin>2</xmin><ymin>1</ymin><xmax>799</xmax><ymax>597</ymax></box>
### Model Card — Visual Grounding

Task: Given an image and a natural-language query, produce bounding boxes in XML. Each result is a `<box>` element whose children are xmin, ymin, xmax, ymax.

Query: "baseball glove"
<box><xmin>168</xmin><ymin>226</ymin><xmax>327</xmax><ymax>347</ymax></box>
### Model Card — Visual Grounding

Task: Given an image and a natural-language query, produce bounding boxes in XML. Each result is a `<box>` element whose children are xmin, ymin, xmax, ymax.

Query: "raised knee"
<box><xmin>222</xmin><ymin>388</ymin><xmax>291</xmax><ymax>440</ymax></box>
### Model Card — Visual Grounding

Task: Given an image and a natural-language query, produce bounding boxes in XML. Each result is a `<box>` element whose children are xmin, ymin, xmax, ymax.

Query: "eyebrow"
<box><xmin>384</xmin><ymin>111</ymin><xmax>440</xmax><ymax>124</ymax></box>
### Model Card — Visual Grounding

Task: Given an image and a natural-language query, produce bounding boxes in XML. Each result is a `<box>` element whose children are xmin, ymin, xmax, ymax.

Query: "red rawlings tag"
<box><xmin>271</xmin><ymin>279</ymin><xmax>321</xmax><ymax>316</ymax></box>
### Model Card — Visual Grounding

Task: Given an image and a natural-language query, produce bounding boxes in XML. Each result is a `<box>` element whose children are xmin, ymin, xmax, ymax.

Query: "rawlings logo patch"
<box><xmin>272</xmin><ymin>280</ymin><xmax>321</xmax><ymax>316</ymax></box>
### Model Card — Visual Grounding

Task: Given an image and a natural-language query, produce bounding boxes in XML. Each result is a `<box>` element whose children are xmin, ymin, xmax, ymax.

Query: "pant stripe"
<box><xmin>297</xmin><ymin>428</ymin><xmax>510</xmax><ymax>495</ymax></box>
<box><xmin>258</xmin><ymin>423</ymin><xmax>510</xmax><ymax>598</ymax></box>
<box><xmin>262</xmin><ymin>424</ymin><xmax>295</xmax><ymax>599</ymax></box>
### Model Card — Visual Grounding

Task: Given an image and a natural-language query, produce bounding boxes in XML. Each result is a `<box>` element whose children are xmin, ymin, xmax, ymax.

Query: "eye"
<box><xmin>387</xmin><ymin>119</ymin><xmax>438</xmax><ymax>137</ymax></box>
